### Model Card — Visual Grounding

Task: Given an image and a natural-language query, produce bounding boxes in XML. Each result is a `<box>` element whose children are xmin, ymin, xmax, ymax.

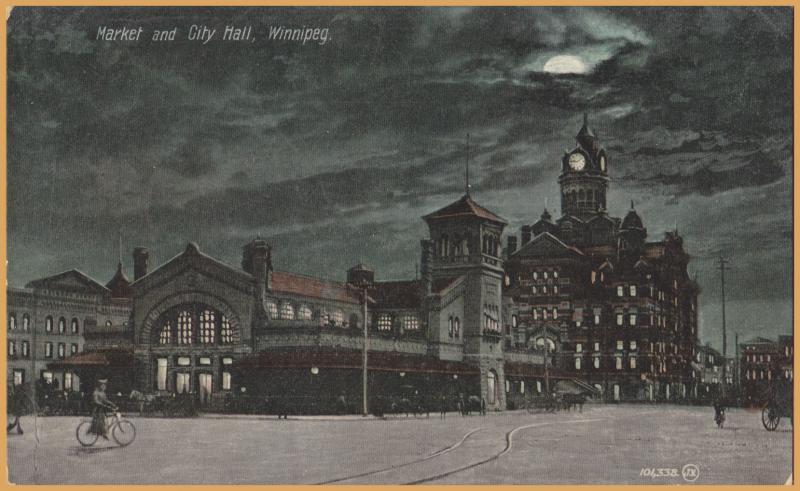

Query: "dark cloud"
<box><xmin>7</xmin><ymin>7</ymin><xmax>793</xmax><ymax>353</ymax></box>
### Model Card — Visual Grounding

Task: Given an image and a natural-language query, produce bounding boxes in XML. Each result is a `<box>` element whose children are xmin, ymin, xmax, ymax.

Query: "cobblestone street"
<box><xmin>7</xmin><ymin>404</ymin><xmax>792</xmax><ymax>484</ymax></box>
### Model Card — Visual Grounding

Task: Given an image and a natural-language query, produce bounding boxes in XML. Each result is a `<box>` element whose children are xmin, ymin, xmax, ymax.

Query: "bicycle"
<box><xmin>76</xmin><ymin>409</ymin><xmax>136</xmax><ymax>447</ymax></box>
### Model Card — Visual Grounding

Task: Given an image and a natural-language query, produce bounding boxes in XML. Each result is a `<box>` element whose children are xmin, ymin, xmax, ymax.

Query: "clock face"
<box><xmin>600</xmin><ymin>156</ymin><xmax>607</xmax><ymax>171</ymax></box>
<box><xmin>568</xmin><ymin>152</ymin><xmax>586</xmax><ymax>171</ymax></box>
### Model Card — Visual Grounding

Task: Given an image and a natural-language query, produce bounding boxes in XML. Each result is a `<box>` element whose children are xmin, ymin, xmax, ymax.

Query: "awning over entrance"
<box><xmin>47</xmin><ymin>348</ymin><xmax>135</xmax><ymax>370</ymax></box>
<box><xmin>236</xmin><ymin>350</ymin><xmax>479</xmax><ymax>375</ymax></box>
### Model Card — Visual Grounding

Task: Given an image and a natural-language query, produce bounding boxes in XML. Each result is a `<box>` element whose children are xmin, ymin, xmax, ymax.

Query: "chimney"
<box><xmin>521</xmin><ymin>225</ymin><xmax>532</xmax><ymax>245</ymax></box>
<box><xmin>133</xmin><ymin>247</ymin><xmax>149</xmax><ymax>281</ymax></box>
<box><xmin>420</xmin><ymin>239</ymin><xmax>434</xmax><ymax>295</ymax></box>
<box><xmin>507</xmin><ymin>236</ymin><xmax>518</xmax><ymax>256</ymax></box>
<box><xmin>242</xmin><ymin>239</ymin><xmax>272</xmax><ymax>297</ymax></box>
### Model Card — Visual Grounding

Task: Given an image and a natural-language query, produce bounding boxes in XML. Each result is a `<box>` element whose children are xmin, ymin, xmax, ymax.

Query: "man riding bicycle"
<box><xmin>90</xmin><ymin>379</ymin><xmax>117</xmax><ymax>439</ymax></box>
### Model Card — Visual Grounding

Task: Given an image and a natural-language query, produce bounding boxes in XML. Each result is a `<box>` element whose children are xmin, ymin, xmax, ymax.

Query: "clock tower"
<box><xmin>558</xmin><ymin>113</ymin><xmax>609</xmax><ymax>220</ymax></box>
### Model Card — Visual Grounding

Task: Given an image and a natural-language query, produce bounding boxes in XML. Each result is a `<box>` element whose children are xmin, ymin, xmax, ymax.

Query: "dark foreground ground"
<box><xmin>7</xmin><ymin>403</ymin><xmax>792</xmax><ymax>484</ymax></box>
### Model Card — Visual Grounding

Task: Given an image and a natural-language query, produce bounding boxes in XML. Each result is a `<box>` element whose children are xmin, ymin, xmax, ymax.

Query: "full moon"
<box><xmin>542</xmin><ymin>55</ymin><xmax>588</xmax><ymax>74</ymax></box>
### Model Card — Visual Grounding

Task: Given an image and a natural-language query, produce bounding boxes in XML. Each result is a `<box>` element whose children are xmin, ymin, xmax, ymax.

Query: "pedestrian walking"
<box><xmin>440</xmin><ymin>394</ymin><xmax>447</xmax><ymax>419</ymax></box>
<box><xmin>6</xmin><ymin>383</ymin><xmax>26</xmax><ymax>435</ymax></box>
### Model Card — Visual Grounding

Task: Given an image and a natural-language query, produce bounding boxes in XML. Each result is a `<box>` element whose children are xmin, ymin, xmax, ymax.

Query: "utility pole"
<box><xmin>544</xmin><ymin>342</ymin><xmax>550</xmax><ymax>395</ymax></box>
<box><xmin>362</xmin><ymin>286</ymin><xmax>369</xmax><ymax>416</ymax></box>
<box><xmin>734</xmin><ymin>331</ymin><xmax>740</xmax><ymax>394</ymax></box>
<box><xmin>718</xmin><ymin>256</ymin><xmax>729</xmax><ymax>398</ymax></box>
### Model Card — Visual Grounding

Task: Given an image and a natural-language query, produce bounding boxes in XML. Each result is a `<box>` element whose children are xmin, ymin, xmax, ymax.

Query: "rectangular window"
<box><xmin>616</xmin><ymin>314</ymin><xmax>623</xmax><ymax>326</ymax></box>
<box><xmin>593</xmin><ymin>356</ymin><xmax>600</xmax><ymax>369</ymax></box>
<box><xmin>536</xmin><ymin>380</ymin><xmax>542</xmax><ymax>393</ymax></box>
<box><xmin>71</xmin><ymin>343</ymin><xmax>78</xmax><ymax>355</ymax></box>
<box><xmin>553</xmin><ymin>271</ymin><xmax>559</xmax><ymax>279</ymax></box>
<box><xmin>13</xmin><ymin>370</ymin><xmax>24</xmax><ymax>386</ymax></box>
<box><xmin>44</xmin><ymin>342</ymin><xmax>53</xmax><ymax>358</ymax></box>
<box><xmin>222</xmin><ymin>357</ymin><xmax>233</xmax><ymax>365</ymax></box>
<box><xmin>629</xmin><ymin>314</ymin><xmax>637</xmax><ymax>326</ymax></box>
<box><xmin>64</xmin><ymin>372</ymin><xmax>73</xmax><ymax>390</ymax></box>
<box><xmin>553</xmin><ymin>308</ymin><xmax>558</xmax><ymax>319</ymax></box>
<box><xmin>615</xmin><ymin>356</ymin><xmax>623</xmax><ymax>370</ymax></box>
<box><xmin>222</xmin><ymin>371</ymin><xmax>232</xmax><ymax>390</ymax></box>
<box><xmin>57</xmin><ymin>343</ymin><xmax>65</xmax><ymax>359</ymax></box>
<box><xmin>575</xmin><ymin>357</ymin><xmax>581</xmax><ymax>370</ymax></box>
<box><xmin>8</xmin><ymin>341</ymin><xmax>15</xmax><ymax>356</ymax></box>
<box><xmin>630</xmin><ymin>341</ymin><xmax>637</xmax><ymax>350</ymax></box>
<box><xmin>175</xmin><ymin>372</ymin><xmax>190</xmax><ymax>394</ymax></box>
<box><xmin>553</xmin><ymin>286</ymin><xmax>559</xmax><ymax>294</ymax></box>
<box><xmin>543</xmin><ymin>271</ymin><xmax>549</xmax><ymax>279</ymax></box>
<box><xmin>42</xmin><ymin>371</ymin><xmax>53</xmax><ymax>383</ymax></box>
<box><xmin>616</xmin><ymin>340</ymin><xmax>623</xmax><ymax>350</ymax></box>
<box><xmin>21</xmin><ymin>341</ymin><xmax>29</xmax><ymax>357</ymax></box>
<box><xmin>629</xmin><ymin>285</ymin><xmax>637</xmax><ymax>297</ymax></box>
<box><xmin>594</xmin><ymin>342</ymin><xmax>600</xmax><ymax>351</ymax></box>
<box><xmin>617</xmin><ymin>285</ymin><xmax>624</xmax><ymax>297</ymax></box>
<box><xmin>520</xmin><ymin>381</ymin><xmax>525</xmax><ymax>394</ymax></box>
<box><xmin>177</xmin><ymin>356</ymin><xmax>191</xmax><ymax>366</ymax></box>
<box><xmin>199</xmin><ymin>357</ymin><xmax>212</xmax><ymax>366</ymax></box>
<box><xmin>591</xmin><ymin>271</ymin><xmax>597</xmax><ymax>284</ymax></box>
<box><xmin>576</xmin><ymin>343</ymin><xmax>583</xmax><ymax>353</ymax></box>
<box><xmin>594</xmin><ymin>314</ymin><xmax>601</xmax><ymax>325</ymax></box>
<box><xmin>630</xmin><ymin>357</ymin><xmax>637</xmax><ymax>369</ymax></box>
<box><xmin>156</xmin><ymin>358</ymin><xmax>168</xmax><ymax>391</ymax></box>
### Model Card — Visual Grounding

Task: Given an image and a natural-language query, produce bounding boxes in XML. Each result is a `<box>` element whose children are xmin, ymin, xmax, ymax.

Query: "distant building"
<box><xmin>740</xmin><ymin>335</ymin><xmax>793</xmax><ymax>405</ymax></box>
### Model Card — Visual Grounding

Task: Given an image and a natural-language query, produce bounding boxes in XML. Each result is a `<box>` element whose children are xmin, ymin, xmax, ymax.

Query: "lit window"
<box><xmin>629</xmin><ymin>285</ymin><xmax>637</xmax><ymax>297</ymax></box>
<box><xmin>593</xmin><ymin>356</ymin><xmax>600</xmax><ymax>369</ymax></box>
<box><xmin>281</xmin><ymin>303</ymin><xmax>295</xmax><ymax>320</ymax></box>
<box><xmin>200</xmin><ymin>310</ymin><xmax>215</xmax><ymax>344</ymax></box>
<box><xmin>630</xmin><ymin>357</ymin><xmax>637</xmax><ymax>369</ymax></box>
<box><xmin>21</xmin><ymin>341</ymin><xmax>29</xmax><ymax>357</ymax></box>
<box><xmin>57</xmin><ymin>343</ymin><xmax>65</xmax><ymax>358</ymax></box>
<box><xmin>45</xmin><ymin>316</ymin><xmax>53</xmax><ymax>333</ymax></box>
<box><xmin>454</xmin><ymin>318</ymin><xmax>460</xmax><ymax>338</ymax></box>
<box><xmin>332</xmin><ymin>310</ymin><xmax>345</xmax><ymax>326</ymax></box>
<box><xmin>617</xmin><ymin>286</ymin><xmax>624</xmax><ymax>297</ymax></box>
<box><xmin>591</xmin><ymin>271</ymin><xmax>597</xmax><ymax>284</ymax></box>
<box><xmin>199</xmin><ymin>357</ymin><xmax>212</xmax><ymax>365</ymax></box>
<box><xmin>22</xmin><ymin>314</ymin><xmax>29</xmax><ymax>331</ymax></box>
<box><xmin>8</xmin><ymin>314</ymin><xmax>16</xmax><ymax>331</ymax></box>
<box><xmin>615</xmin><ymin>356</ymin><xmax>622</xmax><ymax>370</ymax></box>
<box><xmin>178</xmin><ymin>311</ymin><xmax>193</xmax><ymax>345</ymax></box>
<box><xmin>220</xmin><ymin>316</ymin><xmax>233</xmax><ymax>344</ymax></box>
<box><xmin>45</xmin><ymin>342</ymin><xmax>53</xmax><ymax>358</ymax></box>
<box><xmin>630</xmin><ymin>341</ymin><xmax>637</xmax><ymax>350</ymax></box>
<box><xmin>401</xmin><ymin>315</ymin><xmax>419</xmax><ymax>331</ymax></box>
<box><xmin>298</xmin><ymin>305</ymin><xmax>313</xmax><ymax>320</ymax></box>
<box><xmin>544</xmin><ymin>271</ymin><xmax>549</xmax><ymax>280</ymax></box>
<box><xmin>575</xmin><ymin>357</ymin><xmax>582</xmax><ymax>370</ymax></box>
<box><xmin>159</xmin><ymin>322</ymin><xmax>172</xmax><ymax>345</ymax></box>
<box><xmin>106</xmin><ymin>320</ymin><xmax>112</xmax><ymax>328</ymax></box>
<box><xmin>532</xmin><ymin>286</ymin><xmax>538</xmax><ymax>294</ymax></box>
<box><xmin>543</xmin><ymin>286</ymin><xmax>548</xmax><ymax>294</ymax></box>
<box><xmin>175</xmin><ymin>372</ymin><xmax>190</xmax><ymax>394</ymax></box>
<box><xmin>553</xmin><ymin>271</ymin><xmax>559</xmax><ymax>279</ymax></box>
<box><xmin>13</xmin><ymin>370</ymin><xmax>23</xmax><ymax>386</ymax></box>
<box><xmin>629</xmin><ymin>314</ymin><xmax>637</xmax><ymax>326</ymax></box>
<box><xmin>267</xmin><ymin>302</ymin><xmax>278</xmax><ymax>318</ymax></box>
<box><xmin>616</xmin><ymin>314</ymin><xmax>623</xmax><ymax>326</ymax></box>
<box><xmin>554</xmin><ymin>286</ymin><xmax>559</xmax><ymax>294</ymax></box>
<box><xmin>58</xmin><ymin>317</ymin><xmax>66</xmax><ymax>333</ymax></box>
<box><xmin>8</xmin><ymin>341</ymin><xmax>16</xmax><ymax>356</ymax></box>
<box><xmin>533</xmin><ymin>309</ymin><xmax>539</xmax><ymax>320</ymax></box>
<box><xmin>71</xmin><ymin>318</ymin><xmax>79</xmax><ymax>334</ymax></box>
<box><xmin>594</xmin><ymin>342</ymin><xmax>600</xmax><ymax>351</ymax></box>
<box><xmin>448</xmin><ymin>317</ymin><xmax>454</xmax><ymax>338</ymax></box>
<box><xmin>42</xmin><ymin>371</ymin><xmax>53</xmax><ymax>383</ymax></box>
<box><xmin>533</xmin><ymin>271</ymin><xmax>538</xmax><ymax>280</ymax></box>
<box><xmin>616</xmin><ymin>340</ymin><xmax>623</xmax><ymax>350</ymax></box>
<box><xmin>71</xmin><ymin>343</ymin><xmax>78</xmax><ymax>354</ymax></box>
<box><xmin>543</xmin><ymin>309</ymin><xmax>549</xmax><ymax>320</ymax></box>
<box><xmin>553</xmin><ymin>308</ymin><xmax>559</xmax><ymax>319</ymax></box>
<box><xmin>536</xmin><ymin>381</ymin><xmax>542</xmax><ymax>393</ymax></box>
<box><xmin>377</xmin><ymin>314</ymin><xmax>392</xmax><ymax>332</ymax></box>
<box><xmin>512</xmin><ymin>315</ymin><xmax>518</xmax><ymax>328</ymax></box>
<box><xmin>222</xmin><ymin>371</ymin><xmax>232</xmax><ymax>390</ymax></box>
<box><xmin>594</xmin><ymin>313</ymin><xmax>600</xmax><ymax>325</ymax></box>
<box><xmin>64</xmin><ymin>373</ymin><xmax>73</xmax><ymax>390</ymax></box>
<box><xmin>576</xmin><ymin>343</ymin><xmax>583</xmax><ymax>353</ymax></box>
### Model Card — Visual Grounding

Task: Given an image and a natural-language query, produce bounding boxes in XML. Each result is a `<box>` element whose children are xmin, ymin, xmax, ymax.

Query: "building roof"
<box><xmin>26</xmin><ymin>269</ymin><xmax>110</xmax><ymax>294</ymax></box>
<box><xmin>742</xmin><ymin>336</ymin><xmax>777</xmax><ymax>345</ymax></box>
<box><xmin>621</xmin><ymin>202</ymin><xmax>644</xmax><ymax>230</ymax></box>
<box><xmin>423</xmin><ymin>194</ymin><xmax>507</xmax><ymax>225</ymax></box>
<box><xmin>271</xmin><ymin>271</ymin><xmax>362</xmax><ymax>305</ymax></box>
<box><xmin>105</xmin><ymin>263</ymin><xmax>133</xmax><ymax>299</ymax></box>
<box><xmin>369</xmin><ymin>279</ymin><xmax>422</xmax><ymax>309</ymax></box>
<box><xmin>236</xmin><ymin>349</ymin><xmax>480</xmax><ymax>375</ymax></box>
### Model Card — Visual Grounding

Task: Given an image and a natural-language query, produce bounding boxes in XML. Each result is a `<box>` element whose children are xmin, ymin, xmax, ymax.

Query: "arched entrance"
<box><xmin>487</xmin><ymin>370</ymin><xmax>498</xmax><ymax>406</ymax></box>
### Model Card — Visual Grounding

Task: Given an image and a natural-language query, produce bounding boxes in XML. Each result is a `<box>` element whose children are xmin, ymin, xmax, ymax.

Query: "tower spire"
<box><xmin>630</xmin><ymin>199</ymin><xmax>635</xmax><ymax>210</ymax></box>
<box><xmin>583</xmin><ymin>112</ymin><xmax>588</xmax><ymax>126</ymax></box>
<box><xmin>117</xmin><ymin>233</ymin><xmax>123</xmax><ymax>268</ymax></box>
<box><xmin>465</xmin><ymin>133</ymin><xmax>471</xmax><ymax>197</ymax></box>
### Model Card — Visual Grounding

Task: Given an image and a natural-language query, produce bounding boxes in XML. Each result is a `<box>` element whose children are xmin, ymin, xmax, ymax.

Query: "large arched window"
<box><xmin>22</xmin><ymin>314</ymin><xmax>29</xmax><ymax>331</ymax></box>
<box><xmin>280</xmin><ymin>303</ymin><xmax>295</xmax><ymax>320</ymax></box>
<box><xmin>58</xmin><ymin>317</ymin><xmax>66</xmax><ymax>334</ymax></box>
<box><xmin>8</xmin><ymin>313</ymin><xmax>16</xmax><ymax>331</ymax></box>
<box><xmin>298</xmin><ymin>305</ymin><xmax>313</xmax><ymax>320</ymax></box>
<box><xmin>154</xmin><ymin>304</ymin><xmax>236</xmax><ymax>346</ymax></box>
<box><xmin>487</xmin><ymin>370</ymin><xmax>498</xmax><ymax>405</ymax></box>
<box><xmin>45</xmin><ymin>316</ymin><xmax>53</xmax><ymax>333</ymax></box>
<box><xmin>70</xmin><ymin>317</ymin><xmax>79</xmax><ymax>334</ymax></box>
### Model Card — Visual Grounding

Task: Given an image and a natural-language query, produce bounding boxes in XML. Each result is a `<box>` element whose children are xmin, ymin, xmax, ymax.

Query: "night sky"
<box><xmin>7</xmin><ymin>7</ymin><xmax>793</xmax><ymax>354</ymax></box>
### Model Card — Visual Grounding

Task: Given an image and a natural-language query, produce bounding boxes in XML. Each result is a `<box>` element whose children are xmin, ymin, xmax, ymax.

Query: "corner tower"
<box><xmin>422</xmin><ymin>191</ymin><xmax>508</xmax><ymax>410</ymax></box>
<box><xmin>558</xmin><ymin>113</ymin><xmax>610</xmax><ymax>220</ymax></box>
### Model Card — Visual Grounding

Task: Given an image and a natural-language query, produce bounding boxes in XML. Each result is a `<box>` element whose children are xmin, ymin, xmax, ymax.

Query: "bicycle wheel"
<box><xmin>76</xmin><ymin>421</ymin><xmax>99</xmax><ymax>447</ymax></box>
<box><xmin>112</xmin><ymin>420</ymin><xmax>136</xmax><ymax>446</ymax></box>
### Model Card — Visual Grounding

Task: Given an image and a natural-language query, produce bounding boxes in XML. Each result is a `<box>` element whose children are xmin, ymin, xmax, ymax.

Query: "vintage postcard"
<box><xmin>4</xmin><ymin>5</ymin><xmax>794</xmax><ymax>485</ymax></box>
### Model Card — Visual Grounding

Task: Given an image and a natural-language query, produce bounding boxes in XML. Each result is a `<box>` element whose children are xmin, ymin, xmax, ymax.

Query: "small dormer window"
<box><xmin>377</xmin><ymin>314</ymin><xmax>392</xmax><ymax>332</ymax></box>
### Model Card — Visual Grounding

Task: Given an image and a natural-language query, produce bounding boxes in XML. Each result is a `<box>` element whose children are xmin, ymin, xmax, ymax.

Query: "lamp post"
<box><xmin>362</xmin><ymin>287</ymin><xmax>369</xmax><ymax>416</ymax></box>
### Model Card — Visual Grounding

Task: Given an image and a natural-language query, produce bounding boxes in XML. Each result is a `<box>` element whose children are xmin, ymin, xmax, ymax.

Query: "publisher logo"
<box><xmin>682</xmin><ymin>464</ymin><xmax>700</xmax><ymax>482</ymax></box>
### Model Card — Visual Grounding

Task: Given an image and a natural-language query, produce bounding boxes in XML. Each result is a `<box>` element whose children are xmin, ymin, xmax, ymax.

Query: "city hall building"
<box><xmin>9</xmin><ymin>115</ymin><xmax>702</xmax><ymax>411</ymax></box>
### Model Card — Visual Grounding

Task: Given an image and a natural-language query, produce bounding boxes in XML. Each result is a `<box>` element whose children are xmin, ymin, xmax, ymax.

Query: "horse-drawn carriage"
<box><xmin>761</xmin><ymin>381</ymin><xmax>793</xmax><ymax>431</ymax></box>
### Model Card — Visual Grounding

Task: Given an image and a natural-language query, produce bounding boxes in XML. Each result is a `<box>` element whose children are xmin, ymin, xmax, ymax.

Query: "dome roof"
<box><xmin>621</xmin><ymin>201</ymin><xmax>644</xmax><ymax>230</ymax></box>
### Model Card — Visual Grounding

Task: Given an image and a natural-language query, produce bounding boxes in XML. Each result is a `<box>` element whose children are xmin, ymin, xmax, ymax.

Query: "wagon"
<box><xmin>761</xmin><ymin>381</ymin><xmax>793</xmax><ymax>431</ymax></box>
<box><xmin>525</xmin><ymin>394</ymin><xmax>559</xmax><ymax>414</ymax></box>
